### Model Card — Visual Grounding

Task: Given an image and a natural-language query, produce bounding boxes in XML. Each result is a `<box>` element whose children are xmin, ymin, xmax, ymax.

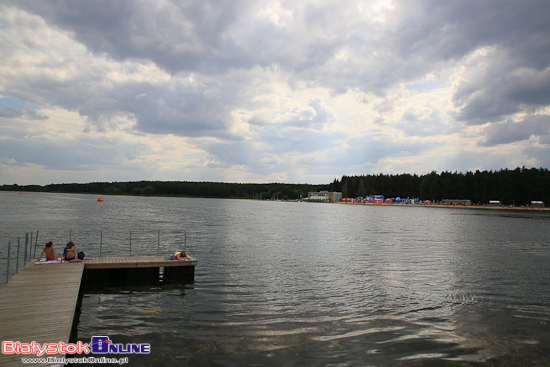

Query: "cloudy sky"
<box><xmin>1</xmin><ymin>0</ymin><xmax>549</xmax><ymax>185</ymax></box>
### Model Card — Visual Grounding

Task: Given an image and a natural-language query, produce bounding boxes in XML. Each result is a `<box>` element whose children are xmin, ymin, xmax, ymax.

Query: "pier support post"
<box><xmin>163</xmin><ymin>265</ymin><xmax>195</xmax><ymax>280</ymax></box>
<box><xmin>82</xmin><ymin>267</ymin><xmax>161</xmax><ymax>287</ymax></box>
<box><xmin>5</xmin><ymin>242</ymin><xmax>10</xmax><ymax>284</ymax></box>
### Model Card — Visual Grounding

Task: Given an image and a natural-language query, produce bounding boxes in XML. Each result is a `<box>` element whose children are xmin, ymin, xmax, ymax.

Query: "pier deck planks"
<box><xmin>0</xmin><ymin>262</ymin><xmax>84</xmax><ymax>367</ymax></box>
<box><xmin>0</xmin><ymin>256</ymin><xmax>196</xmax><ymax>366</ymax></box>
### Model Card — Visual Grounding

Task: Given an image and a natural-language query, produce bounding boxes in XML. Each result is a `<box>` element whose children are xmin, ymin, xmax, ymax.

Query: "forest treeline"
<box><xmin>1</xmin><ymin>167</ymin><xmax>548</xmax><ymax>206</ymax></box>
<box><xmin>1</xmin><ymin>180</ymin><xmax>327</xmax><ymax>202</ymax></box>
<box><xmin>329</xmin><ymin>167</ymin><xmax>549</xmax><ymax>206</ymax></box>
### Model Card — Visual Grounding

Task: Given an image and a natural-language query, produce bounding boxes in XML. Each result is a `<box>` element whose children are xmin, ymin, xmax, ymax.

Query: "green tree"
<box><xmin>342</xmin><ymin>181</ymin><xmax>349</xmax><ymax>198</ymax></box>
<box><xmin>143</xmin><ymin>186</ymin><xmax>154</xmax><ymax>195</ymax></box>
<box><xmin>356</xmin><ymin>179</ymin><xmax>367</xmax><ymax>198</ymax></box>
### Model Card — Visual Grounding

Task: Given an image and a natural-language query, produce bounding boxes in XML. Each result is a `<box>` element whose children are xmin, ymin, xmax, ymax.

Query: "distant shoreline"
<box><xmin>337</xmin><ymin>202</ymin><xmax>549</xmax><ymax>211</ymax></box>
<box><xmin>5</xmin><ymin>190</ymin><xmax>548</xmax><ymax>211</ymax></box>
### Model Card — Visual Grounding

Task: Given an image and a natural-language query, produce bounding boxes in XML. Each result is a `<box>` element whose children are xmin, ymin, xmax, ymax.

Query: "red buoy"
<box><xmin>98</xmin><ymin>196</ymin><xmax>104</xmax><ymax>202</ymax></box>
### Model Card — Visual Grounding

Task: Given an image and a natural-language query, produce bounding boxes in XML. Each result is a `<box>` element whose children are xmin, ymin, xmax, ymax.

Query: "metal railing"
<box><xmin>1</xmin><ymin>230</ymin><xmax>187</xmax><ymax>287</ymax></box>
<box><xmin>33</xmin><ymin>229</ymin><xmax>187</xmax><ymax>258</ymax></box>
<box><xmin>1</xmin><ymin>232</ymin><xmax>38</xmax><ymax>286</ymax></box>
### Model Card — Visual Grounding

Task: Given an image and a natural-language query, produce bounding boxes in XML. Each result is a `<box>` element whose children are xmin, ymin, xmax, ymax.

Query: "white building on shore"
<box><xmin>307</xmin><ymin>191</ymin><xmax>342</xmax><ymax>202</ymax></box>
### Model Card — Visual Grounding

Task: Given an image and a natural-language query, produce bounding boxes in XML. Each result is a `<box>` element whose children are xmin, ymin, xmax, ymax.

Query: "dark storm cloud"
<box><xmin>433</xmin><ymin>0</ymin><xmax>550</xmax><ymax>125</ymax></box>
<box><xmin>453</xmin><ymin>52</ymin><xmax>550</xmax><ymax>125</ymax></box>
<box><xmin>11</xmin><ymin>0</ymin><xmax>550</xmax><ymax>127</ymax></box>
<box><xmin>301</xmin><ymin>0</ymin><xmax>550</xmax><ymax>98</ymax></box>
<box><xmin>12</xmin><ymin>0</ymin><xmax>351</xmax><ymax>93</ymax></box>
<box><xmin>478</xmin><ymin>115</ymin><xmax>550</xmax><ymax>147</ymax></box>
<box><xmin>389</xmin><ymin>0</ymin><xmax>550</xmax><ymax>61</ymax></box>
<box><xmin>11</xmin><ymin>0</ymin><xmax>550</xmax><ymax>91</ymax></box>
<box><xmin>11</xmin><ymin>0</ymin><xmax>267</xmax><ymax>74</ymax></box>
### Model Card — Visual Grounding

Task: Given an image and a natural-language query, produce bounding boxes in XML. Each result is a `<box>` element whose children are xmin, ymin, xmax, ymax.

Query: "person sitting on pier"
<box><xmin>176</xmin><ymin>250</ymin><xmax>190</xmax><ymax>260</ymax></box>
<box><xmin>37</xmin><ymin>242</ymin><xmax>57</xmax><ymax>261</ymax></box>
<box><xmin>63</xmin><ymin>241</ymin><xmax>76</xmax><ymax>261</ymax></box>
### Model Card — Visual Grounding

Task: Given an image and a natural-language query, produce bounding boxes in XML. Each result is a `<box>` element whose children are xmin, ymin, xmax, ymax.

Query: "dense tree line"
<box><xmin>328</xmin><ymin>167</ymin><xmax>549</xmax><ymax>206</ymax></box>
<box><xmin>1</xmin><ymin>180</ymin><xmax>328</xmax><ymax>201</ymax></box>
<box><xmin>2</xmin><ymin>167</ymin><xmax>548</xmax><ymax>206</ymax></box>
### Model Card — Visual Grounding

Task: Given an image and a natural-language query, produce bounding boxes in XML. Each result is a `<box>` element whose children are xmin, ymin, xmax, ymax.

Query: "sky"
<box><xmin>1</xmin><ymin>0</ymin><xmax>549</xmax><ymax>185</ymax></box>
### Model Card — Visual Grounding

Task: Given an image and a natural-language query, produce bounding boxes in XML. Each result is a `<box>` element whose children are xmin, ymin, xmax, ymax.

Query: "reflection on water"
<box><xmin>1</xmin><ymin>192</ymin><xmax>550</xmax><ymax>366</ymax></box>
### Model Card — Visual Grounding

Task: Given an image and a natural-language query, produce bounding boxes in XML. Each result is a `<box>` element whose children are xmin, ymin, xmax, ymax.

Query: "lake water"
<box><xmin>1</xmin><ymin>191</ymin><xmax>550</xmax><ymax>366</ymax></box>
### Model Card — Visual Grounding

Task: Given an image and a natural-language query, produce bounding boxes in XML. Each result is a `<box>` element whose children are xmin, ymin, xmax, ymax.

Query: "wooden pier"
<box><xmin>0</xmin><ymin>262</ymin><xmax>84</xmax><ymax>366</ymax></box>
<box><xmin>0</xmin><ymin>256</ymin><xmax>196</xmax><ymax>366</ymax></box>
<box><xmin>83</xmin><ymin>255</ymin><xmax>197</xmax><ymax>269</ymax></box>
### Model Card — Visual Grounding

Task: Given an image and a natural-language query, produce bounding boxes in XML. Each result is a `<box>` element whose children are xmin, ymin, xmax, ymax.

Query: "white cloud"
<box><xmin>1</xmin><ymin>0</ymin><xmax>550</xmax><ymax>185</ymax></box>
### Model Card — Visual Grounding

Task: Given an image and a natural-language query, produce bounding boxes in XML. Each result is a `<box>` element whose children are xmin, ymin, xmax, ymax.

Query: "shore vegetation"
<box><xmin>2</xmin><ymin>167</ymin><xmax>548</xmax><ymax>207</ymax></box>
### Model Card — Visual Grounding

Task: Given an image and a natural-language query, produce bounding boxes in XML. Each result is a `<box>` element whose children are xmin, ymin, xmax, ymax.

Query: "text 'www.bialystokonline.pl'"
<box><xmin>22</xmin><ymin>356</ymin><xmax>129</xmax><ymax>364</ymax></box>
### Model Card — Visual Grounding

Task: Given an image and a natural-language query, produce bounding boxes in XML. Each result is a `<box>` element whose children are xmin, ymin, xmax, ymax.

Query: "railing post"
<box><xmin>129</xmin><ymin>231</ymin><xmax>132</xmax><ymax>257</ymax></box>
<box><xmin>158</xmin><ymin>231</ymin><xmax>160</xmax><ymax>256</ymax></box>
<box><xmin>33</xmin><ymin>230</ymin><xmax>39</xmax><ymax>259</ymax></box>
<box><xmin>27</xmin><ymin>233</ymin><xmax>31</xmax><ymax>264</ymax></box>
<box><xmin>16</xmin><ymin>238</ymin><xmax>20</xmax><ymax>274</ymax></box>
<box><xmin>24</xmin><ymin>233</ymin><xmax>28</xmax><ymax>265</ymax></box>
<box><xmin>100</xmin><ymin>230</ymin><xmax>103</xmax><ymax>257</ymax></box>
<box><xmin>29</xmin><ymin>232</ymin><xmax>33</xmax><ymax>262</ymax></box>
<box><xmin>6</xmin><ymin>242</ymin><xmax>10</xmax><ymax>284</ymax></box>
